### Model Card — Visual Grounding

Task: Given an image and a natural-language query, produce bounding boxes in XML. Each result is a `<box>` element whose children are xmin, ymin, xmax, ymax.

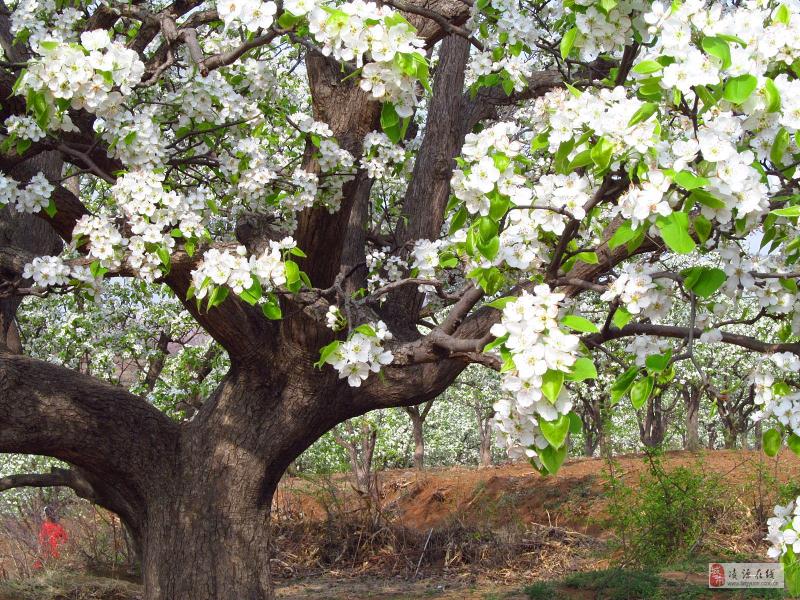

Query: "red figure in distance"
<box><xmin>33</xmin><ymin>506</ymin><xmax>68</xmax><ymax>568</ymax></box>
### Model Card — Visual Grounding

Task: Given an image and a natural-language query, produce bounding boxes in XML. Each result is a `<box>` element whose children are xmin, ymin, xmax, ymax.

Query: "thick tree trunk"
<box><xmin>142</xmin><ymin>483</ymin><xmax>274</xmax><ymax>599</ymax></box>
<box><xmin>135</xmin><ymin>367</ymin><xmax>343</xmax><ymax>599</ymax></box>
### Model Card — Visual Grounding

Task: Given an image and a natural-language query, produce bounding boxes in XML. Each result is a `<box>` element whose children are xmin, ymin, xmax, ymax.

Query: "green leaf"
<box><xmin>449</xmin><ymin>205</ymin><xmax>469</xmax><ymax>234</ymax></box>
<box><xmin>785</xmin><ymin>557</ymin><xmax>800</xmax><ymax>597</ymax></box>
<box><xmin>627</xmin><ymin>102</ymin><xmax>658</xmax><ymax>127</ymax></box>
<box><xmin>763</xmin><ymin>428</ymin><xmax>782</xmax><ymax>457</ymax></box>
<box><xmin>612</xmin><ymin>306</ymin><xmax>632</xmax><ymax>329</ymax></box>
<box><xmin>701</xmin><ymin>36</ymin><xmax>731</xmax><ymax>70</ymax></box>
<box><xmin>44</xmin><ymin>198</ymin><xmax>57</xmax><ymax>218</ymax></box>
<box><xmin>656</xmin><ymin>212</ymin><xmax>696</xmax><ymax>254</ymax></box>
<box><xmin>590</xmin><ymin>136</ymin><xmax>614</xmax><ymax>171</ymax></box>
<box><xmin>773</xmin><ymin>205</ymin><xmax>800</xmax><ymax>217</ymax></box>
<box><xmin>239</xmin><ymin>276</ymin><xmax>263</xmax><ymax>306</ymax></box>
<box><xmin>539</xmin><ymin>414</ymin><xmax>570</xmax><ymax>449</ymax></box>
<box><xmin>723</xmin><ymin>74</ymin><xmax>757</xmax><ymax>104</ymax></box>
<box><xmin>574</xmin><ymin>251</ymin><xmax>599</xmax><ymax>265</ymax></box>
<box><xmin>645</xmin><ymin>350</ymin><xmax>672</xmax><ymax>373</ymax></box>
<box><xmin>486</xmin><ymin>296</ymin><xmax>515</xmax><ymax>310</ymax></box>
<box><xmin>630</xmin><ymin>376</ymin><xmax>654</xmax><ymax>410</ymax></box>
<box><xmin>154</xmin><ymin>245</ymin><xmax>170</xmax><ymax>270</ymax></box>
<box><xmin>608</xmin><ymin>220</ymin><xmax>639</xmax><ymax>249</ymax></box>
<box><xmin>774</xmin><ymin>3</ymin><xmax>790</xmax><ymax>24</ymax></box>
<box><xmin>764</xmin><ymin>77</ymin><xmax>781</xmax><ymax>112</ymax></box>
<box><xmin>693</xmin><ymin>215</ymin><xmax>712</xmax><ymax>243</ymax></box>
<box><xmin>560</xmin><ymin>27</ymin><xmax>577</xmax><ymax>59</ymax></box>
<box><xmin>541</xmin><ymin>369</ymin><xmax>564</xmax><ymax>403</ymax></box>
<box><xmin>538</xmin><ymin>443</ymin><xmax>568</xmax><ymax>475</ymax></box>
<box><xmin>681</xmin><ymin>266</ymin><xmax>726</xmax><ymax>297</ymax></box>
<box><xmin>566</xmin><ymin>357</ymin><xmax>598</xmax><ymax>381</ymax></box>
<box><xmin>277</xmin><ymin>10</ymin><xmax>301</xmax><ymax>28</ymax></box>
<box><xmin>284</xmin><ymin>259</ymin><xmax>301</xmax><ymax>292</ymax></box>
<box><xmin>561</xmin><ymin>315</ymin><xmax>599</xmax><ymax>333</ymax></box>
<box><xmin>566</xmin><ymin>149</ymin><xmax>593</xmax><ymax>172</ymax></box>
<box><xmin>315</xmin><ymin>340</ymin><xmax>341</xmax><ymax>368</ymax></box>
<box><xmin>689</xmin><ymin>189</ymin><xmax>726</xmax><ymax>209</ymax></box>
<box><xmin>261</xmin><ymin>295</ymin><xmax>282</xmax><ymax>320</ymax></box>
<box><xmin>771</xmin><ymin>127</ymin><xmax>790</xmax><ymax>165</ymax></box>
<box><xmin>206</xmin><ymin>285</ymin><xmax>229</xmax><ymax>310</ymax></box>
<box><xmin>568</xmin><ymin>412</ymin><xmax>583</xmax><ymax>434</ymax></box>
<box><xmin>610</xmin><ymin>366</ymin><xmax>639</xmax><ymax>405</ymax></box>
<box><xmin>631</xmin><ymin>61</ymin><xmax>663</xmax><ymax>74</ymax></box>
<box><xmin>787</xmin><ymin>433</ymin><xmax>800</xmax><ymax>457</ymax></box>
<box><xmin>483</xmin><ymin>333</ymin><xmax>508</xmax><ymax>353</ymax></box>
<box><xmin>354</xmin><ymin>324</ymin><xmax>377</xmax><ymax>337</ymax></box>
<box><xmin>380</xmin><ymin>103</ymin><xmax>402</xmax><ymax>143</ymax></box>
<box><xmin>673</xmin><ymin>170</ymin><xmax>709</xmax><ymax>190</ymax></box>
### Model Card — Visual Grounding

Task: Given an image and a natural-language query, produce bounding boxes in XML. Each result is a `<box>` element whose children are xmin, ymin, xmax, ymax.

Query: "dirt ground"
<box><xmin>2</xmin><ymin>449</ymin><xmax>799</xmax><ymax>599</ymax></box>
<box><xmin>275</xmin><ymin>448</ymin><xmax>800</xmax><ymax>533</ymax></box>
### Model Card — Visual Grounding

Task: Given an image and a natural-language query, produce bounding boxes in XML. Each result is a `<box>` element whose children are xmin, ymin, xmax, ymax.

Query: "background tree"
<box><xmin>403</xmin><ymin>400</ymin><xmax>434</xmax><ymax>471</ymax></box>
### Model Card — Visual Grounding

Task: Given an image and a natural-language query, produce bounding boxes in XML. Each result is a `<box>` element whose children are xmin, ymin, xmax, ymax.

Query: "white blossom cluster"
<box><xmin>601</xmin><ymin>263</ymin><xmax>672</xmax><ymax>321</ymax></box>
<box><xmin>0</xmin><ymin>172</ymin><xmax>53</xmax><ymax>214</ymax></box>
<box><xmin>18</xmin><ymin>30</ymin><xmax>143</xmax><ymax>121</ymax></box>
<box><xmin>571</xmin><ymin>0</ymin><xmax>649</xmax><ymax>61</ymax></box>
<box><xmin>530</xmin><ymin>86</ymin><xmax>659</xmax><ymax>158</ymax></box>
<box><xmin>499</xmin><ymin>172</ymin><xmax>593</xmax><ymax>269</ymax></box>
<box><xmin>625</xmin><ymin>335</ymin><xmax>671</xmax><ymax>366</ymax></box>
<box><xmin>192</xmin><ymin>238</ymin><xmax>295</xmax><ymax>299</ymax></box>
<box><xmin>766</xmin><ymin>497</ymin><xmax>800</xmax><ymax>559</ymax></box>
<box><xmin>22</xmin><ymin>256</ymin><xmax>102</xmax><ymax>297</ymax></box>
<box><xmin>365</xmin><ymin>246</ymin><xmax>407</xmax><ymax>292</ymax></box>
<box><xmin>324</xmin><ymin>321</ymin><xmax>394</xmax><ymax>386</ymax></box>
<box><xmin>642</xmin><ymin>0</ymin><xmax>800</xmax><ymax>95</ymax></box>
<box><xmin>9</xmin><ymin>0</ymin><xmax>80</xmax><ymax>48</ymax></box>
<box><xmin>87</xmin><ymin>171</ymin><xmax>210</xmax><ymax>281</ymax></box>
<box><xmin>718</xmin><ymin>244</ymin><xmax>800</xmax><ymax>318</ymax></box>
<box><xmin>4</xmin><ymin>115</ymin><xmax>46</xmax><ymax>141</ymax></box>
<box><xmin>292</xmin><ymin>0</ymin><xmax>425</xmax><ymax>116</ymax></box>
<box><xmin>73</xmin><ymin>215</ymin><xmax>124</xmax><ymax>269</ymax></box>
<box><xmin>616</xmin><ymin>170</ymin><xmax>673</xmax><ymax>227</ymax></box>
<box><xmin>217</xmin><ymin>0</ymin><xmax>277</xmax><ymax>32</ymax></box>
<box><xmin>489</xmin><ymin>286</ymin><xmax>580</xmax><ymax>467</ymax></box>
<box><xmin>360</xmin><ymin>132</ymin><xmax>405</xmax><ymax>180</ymax></box>
<box><xmin>410</xmin><ymin>239</ymin><xmax>441</xmax><ymax>281</ymax></box>
<box><xmin>16</xmin><ymin>30</ymin><xmax>165</xmax><ymax>169</ymax></box>
<box><xmin>751</xmin><ymin>353</ymin><xmax>800</xmax><ymax>437</ymax></box>
<box><xmin>451</xmin><ymin>122</ymin><xmax>527</xmax><ymax>215</ymax></box>
<box><xmin>166</xmin><ymin>71</ymin><xmax>262</xmax><ymax>129</ymax></box>
<box><xmin>325</xmin><ymin>305</ymin><xmax>345</xmax><ymax>330</ymax></box>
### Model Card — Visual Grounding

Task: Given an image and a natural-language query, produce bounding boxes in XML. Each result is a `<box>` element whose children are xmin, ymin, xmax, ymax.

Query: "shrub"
<box><xmin>603</xmin><ymin>451</ymin><xmax>729</xmax><ymax>567</ymax></box>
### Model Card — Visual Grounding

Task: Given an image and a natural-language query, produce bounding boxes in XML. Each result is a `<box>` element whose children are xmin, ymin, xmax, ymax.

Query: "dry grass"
<box><xmin>0</xmin><ymin>572</ymin><xmax>141</xmax><ymax>600</ymax></box>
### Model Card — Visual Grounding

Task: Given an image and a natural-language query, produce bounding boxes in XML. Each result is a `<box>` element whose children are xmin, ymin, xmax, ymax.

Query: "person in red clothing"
<box><xmin>33</xmin><ymin>506</ymin><xmax>68</xmax><ymax>568</ymax></box>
